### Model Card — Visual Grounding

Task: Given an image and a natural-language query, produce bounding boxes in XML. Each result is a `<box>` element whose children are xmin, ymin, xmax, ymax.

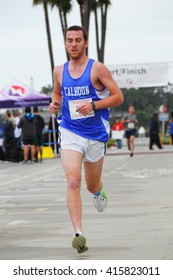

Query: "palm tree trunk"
<box><xmin>58</xmin><ymin>9</ymin><xmax>69</xmax><ymax>60</ymax></box>
<box><xmin>43</xmin><ymin>0</ymin><xmax>54</xmax><ymax>82</ymax></box>
<box><xmin>77</xmin><ymin>0</ymin><xmax>92</xmax><ymax>55</ymax></box>
<box><xmin>93</xmin><ymin>1</ymin><xmax>110</xmax><ymax>63</ymax></box>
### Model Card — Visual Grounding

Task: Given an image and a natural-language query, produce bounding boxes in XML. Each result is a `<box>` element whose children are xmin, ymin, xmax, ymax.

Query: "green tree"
<box><xmin>41</xmin><ymin>84</ymin><xmax>53</xmax><ymax>95</ymax></box>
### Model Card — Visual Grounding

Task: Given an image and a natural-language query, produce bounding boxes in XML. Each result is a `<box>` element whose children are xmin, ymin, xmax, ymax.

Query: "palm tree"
<box><xmin>49</xmin><ymin>0</ymin><xmax>72</xmax><ymax>59</ymax></box>
<box><xmin>76</xmin><ymin>0</ymin><xmax>111</xmax><ymax>62</ymax></box>
<box><xmin>76</xmin><ymin>0</ymin><xmax>92</xmax><ymax>33</ymax></box>
<box><xmin>50</xmin><ymin>0</ymin><xmax>72</xmax><ymax>34</ymax></box>
<box><xmin>33</xmin><ymin>0</ymin><xmax>111</xmax><ymax>70</ymax></box>
<box><xmin>33</xmin><ymin>0</ymin><xmax>54</xmax><ymax>82</ymax></box>
<box><xmin>91</xmin><ymin>0</ymin><xmax>111</xmax><ymax>63</ymax></box>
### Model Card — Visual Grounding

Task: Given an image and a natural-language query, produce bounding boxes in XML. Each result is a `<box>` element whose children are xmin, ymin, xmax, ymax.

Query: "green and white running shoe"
<box><xmin>72</xmin><ymin>233</ymin><xmax>89</xmax><ymax>254</ymax></box>
<box><xmin>93</xmin><ymin>190</ymin><xmax>108</xmax><ymax>212</ymax></box>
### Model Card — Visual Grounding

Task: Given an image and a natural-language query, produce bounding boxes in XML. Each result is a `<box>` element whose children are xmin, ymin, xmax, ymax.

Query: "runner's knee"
<box><xmin>67</xmin><ymin>175</ymin><xmax>81</xmax><ymax>190</ymax></box>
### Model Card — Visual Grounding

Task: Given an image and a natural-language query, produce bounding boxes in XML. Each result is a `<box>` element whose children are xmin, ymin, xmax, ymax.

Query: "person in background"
<box><xmin>149</xmin><ymin>113</ymin><xmax>163</xmax><ymax>150</ymax></box>
<box><xmin>12</xmin><ymin>110</ymin><xmax>22</xmax><ymax>162</ymax></box>
<box><xmin>4</xmin><ymin>110</ymin><xmax>15</xmax><ymax>161</ymax></box>
<box><xmin>111</xmin><ymin>119</ymin><xmax>124</xmax><ymax>149</ymax></box>
<box><xmin>169</xmin><ymin>112</ymin><xmax>173</xmax><ymax>146</ymax></box>
<box><xmin>1</xmin><ymin>120</ymin><xmax>6</xmax><ymax>160</ymax></box>
<box><xmin>122</xmin><ymin>105</ymin><xmax>138</xmax><ymax>157</ymax></box>
<box><xmin>33</xmin><ymin>106</ymin><xmax>45</xmax><ymax>162</ymax></box>
<box><xmin>18</xmin><ymin>106</ymin><xmax>36</xmax><ymax>163</ymax></box>
<box><xmin>49</xmin><ymin>25</ymin><xmax>124</xmax><ymax>254</ymax></box>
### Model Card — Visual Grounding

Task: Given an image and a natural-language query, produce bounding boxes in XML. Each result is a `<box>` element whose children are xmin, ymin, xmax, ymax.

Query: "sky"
<box><xmin>0</xmin><ymin>0</ymin><xmax>173</xmax><ymax>92</ymax></box>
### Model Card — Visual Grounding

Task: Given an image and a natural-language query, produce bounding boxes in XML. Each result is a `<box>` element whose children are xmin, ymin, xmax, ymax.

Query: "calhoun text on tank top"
<box><xmin>60</xmin><ymin>59</ymin><xmax>110</xmax><ymax>142</ymax></box>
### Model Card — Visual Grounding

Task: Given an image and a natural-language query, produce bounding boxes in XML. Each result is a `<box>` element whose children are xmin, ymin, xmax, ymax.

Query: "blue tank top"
<box><xmin>60</xmin><ymin>59</ymin><xmax>110</xmax><ymax>142</ymax></box>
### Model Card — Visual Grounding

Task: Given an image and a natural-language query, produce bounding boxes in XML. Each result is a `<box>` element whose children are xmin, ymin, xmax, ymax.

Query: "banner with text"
<box><xmin>107</xmin><ymin>62</ymin><xmax>169</xmax><ymax>88</ymax></box>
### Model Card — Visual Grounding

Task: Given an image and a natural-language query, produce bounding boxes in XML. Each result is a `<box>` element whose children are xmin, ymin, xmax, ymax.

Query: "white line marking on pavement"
<box><xmin>34</xmin><ymin>208</ymin><xmax>47</xmax><ymax>212</ymax></box>
<box><xmin>0</xmin><ymin>166</ymin><xmax>58</xmax><ymax>187</ymax></box>
<box><xmin>55</xmin><ymin>197</ymin><xmax>66</xmax><ymax>202</ymax></box>
<box><xmin>7</xmin><ymin>220</ymin><xmax>23</xmax><ymax>226</ymax></box>
<box><xmin>119</xmin><ymin>168</ymin><xmax>173</xmax><ymax>178</ymax></box>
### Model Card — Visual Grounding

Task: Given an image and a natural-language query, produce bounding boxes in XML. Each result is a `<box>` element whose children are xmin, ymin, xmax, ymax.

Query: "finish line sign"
<box><xmin>107</xmin><ymin>62</ymin><xmax>169</xmax><ymax>88</ymax></box>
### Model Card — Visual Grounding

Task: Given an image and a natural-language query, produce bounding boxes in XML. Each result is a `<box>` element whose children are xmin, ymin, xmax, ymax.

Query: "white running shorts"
<box><xmin>59</xmin><ymin>126</ymin><xmax>105</xmax><ymax>162</ymax></box>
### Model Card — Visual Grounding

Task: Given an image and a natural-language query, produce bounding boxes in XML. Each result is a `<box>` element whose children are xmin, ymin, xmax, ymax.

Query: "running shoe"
<box><xmin>93</xmin><ymin>190</ymin><xmax>108</xmax><ymax>212</ymax></box>
<box><xmin>72</xmin><ymin>233</ymin><xmax>89</xmax><ymax>254</ymax></box>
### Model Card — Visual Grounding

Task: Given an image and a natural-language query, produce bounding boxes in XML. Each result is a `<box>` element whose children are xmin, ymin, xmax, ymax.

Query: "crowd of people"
<box><xmin>1</xmin><ymin>104</ymin><xmax>172</xmax><ymax>164</ymax></box>
<box><xmin>0</xmin><ymin>106</ymin><xmax>59</xmax><ymax>163</ymax></box>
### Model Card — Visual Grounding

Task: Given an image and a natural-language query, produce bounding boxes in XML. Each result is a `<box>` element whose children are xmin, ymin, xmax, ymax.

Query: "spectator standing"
<box><xmin>169</xmin><ymin>113</ymin><xmax>173</xmax><ymax>146</ymax></box>
<box><xmin>1</xmin><ymin>120</ymin><xmax>6</xmax><ymax>160</ymax></box>
<box><xmin>4</xmin><ymin>110</ymin><xmax>15</xmax><ymax>161</ymax></box>
<box><xmin>111</xmin><ymin>119</ymin><xmax>124</xmax><ymax>148</ymax></box>
<box><xmin>149</xmin><ymin>113</ymin><xmax>163</xmax><ymax>150</ymax></box>
<box><xmin>33</xmin><ymin>106</ymin><xmax>45</xmax><ymax>162</ymax></box>
<box><xmin>18</xmin><ymin>107</ymin><xmax>36</xmax><ymax>163</ymax></box>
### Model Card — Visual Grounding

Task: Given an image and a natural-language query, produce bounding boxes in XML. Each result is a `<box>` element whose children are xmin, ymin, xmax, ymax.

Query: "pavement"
<box><xmin>0</xmin><ymin>138</ymin><xmax>173</xmax><ymax>260</ymax></box>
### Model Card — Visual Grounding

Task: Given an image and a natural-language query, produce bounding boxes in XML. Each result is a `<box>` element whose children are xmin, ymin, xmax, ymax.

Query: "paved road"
<box><xmin>0</xmin><ymin>143</ymin><xmax>173</xmax><ymax>260</ymax></box>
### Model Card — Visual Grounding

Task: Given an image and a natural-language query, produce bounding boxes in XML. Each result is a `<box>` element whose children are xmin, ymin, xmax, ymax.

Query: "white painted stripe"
<box><xmin>7</xmin><ymin>220</ymin><xmax>23</xmax><ymax>226</ymax></box>
<box><xmin>34</xmin><ymin>208</ymin><xmax>47</xmax><ymax>212</ymax></box>
<box><xmin>55</xmin><ymin>197</ymin><xmax>66</xmax><ymax>202</ymax></box>
<box><xmin>0</xmin><ymin>166</ymin><xmax>58</xmax><ymax>187</ymax></box>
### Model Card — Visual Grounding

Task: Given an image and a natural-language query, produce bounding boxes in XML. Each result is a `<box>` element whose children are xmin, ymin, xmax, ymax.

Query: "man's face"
<box><xmin>129</xmin><ymin>106</ymin><xmax>135</xmax><ymax>114</ymax></box>
<box><xmin>65</xmin><ymin>30</ymin><xmax>88</xmax><ymax>59</ymax></box>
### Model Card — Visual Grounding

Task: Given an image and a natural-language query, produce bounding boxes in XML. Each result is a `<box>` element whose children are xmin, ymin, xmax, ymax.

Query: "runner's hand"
<box><xmin>49</xmin><ymin>102</ymin><xmax>60</xmax><ymax>114</ymax></box>
<box><xmin>77</xmin><ymin>102</ymin><xmax>93</xmax><ymax>115</ymax></box>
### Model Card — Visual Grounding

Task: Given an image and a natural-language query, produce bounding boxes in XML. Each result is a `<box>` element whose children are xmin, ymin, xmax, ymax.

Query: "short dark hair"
<box><xmin>25</xmin><ymin>107</ymin><xmax>31</xmax><ymax>113</ymax></box>
<box><xmin>64</xmin><ymin>25</ymin><xmax>88</xmax><ymax>41</ymax></box>
<box><xmin>153</xmin><ymin>113</ymin><xmax>158</xmax><ymax>117</ymax></box>
<box><xmin>12</xmin><ymin>109</ymin><xmax>19</xmax><ymax>116</ymax></box>
<box><xmin>6</xmin><ymin>110</ymin><xmax>11</xmax><ymax>117</ymax></box>
<box><xmin>33</xmin><ymin>106</ymin><xmax>38</xmax><ymax>113</ymax></box>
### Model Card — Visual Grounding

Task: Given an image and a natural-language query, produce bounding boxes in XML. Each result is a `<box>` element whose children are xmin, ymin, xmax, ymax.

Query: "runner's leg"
<box><xmin>61</xmin><ymin>149</ymin><xmax>83</xmax><ymax>232</ymax></box>
<box><xmin>129</xmin><ymin>135</ymin><xmax>135</xmax><ymax>154</ymax></box>
<box><xmin>84</xmin><ymin>157</ymin><xmax>104</xmax><ymax>194</ymax></box>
